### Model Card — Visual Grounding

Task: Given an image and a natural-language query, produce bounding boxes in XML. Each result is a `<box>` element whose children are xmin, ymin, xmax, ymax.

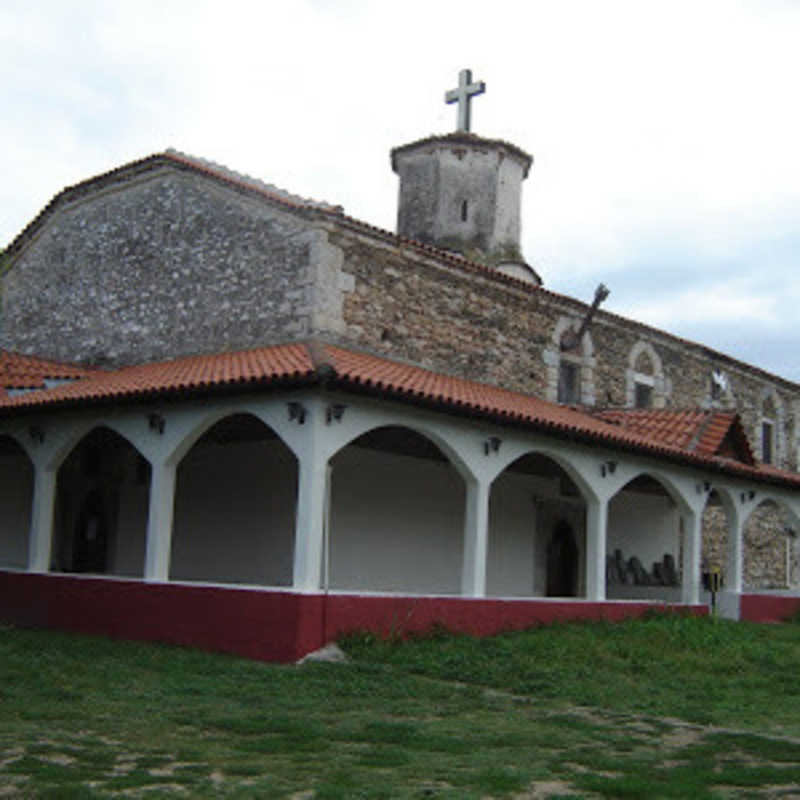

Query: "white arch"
<box><xmin>626</xmin><ymin>341</ymin><xmax>666</xmax><ymax>408</ymax></box>
<box><xmin>550</xmin><ymin>315</ymin><xmax>594</xmax><ymax>358</ymax></box>
<box><xmin>610</xmin><ymin>468</ymin><xmax>695</xmax><ymax>515</ymax></box>
<box><xmin>742</xmin><ymin>493</ymin><xmax>800</xmax><ymax>530</ymax></box>
<box><xmin>759</xmin><ymin>387</ymin><xmax>786</xmax><ymax>466</ymax></box>
<box><xmin>328</xmin><ymin>419</ymin><xmax>474</xmax><ymax>485</ymax></box>
<box><xmin>544</xmin><ymin>315</ymin><xmax>596</xmax><ymax>406</ymax></box>
<box><xmin>165</xmin><ymin>406</ymin><xmax>298</xmax><ymax>468</ymax></box>
<box><xmin>45</xmin><ymin>419</ymin><xmax>148</xmax><ymax>471</ymax></box>
<box><xmin>488</xmin><ymin>443</ymin><xmax>598</xmax><ymax>505</ymax></box>
<box><xmin>707</xmin><ymin>485</ymin><xmax>740</xmax><ymax>526</ymax></box>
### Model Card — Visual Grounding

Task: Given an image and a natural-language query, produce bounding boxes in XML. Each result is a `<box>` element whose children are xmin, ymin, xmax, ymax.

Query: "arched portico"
<box><xmin>51</xmin><ymin>427</ymin><xmax>150</xmax><ymax>577</ymax></box>
<box><xmin>169</xmin><ymin>413</ymin><xmax>298</xmax><ymax>586</ymax></box>
<box><xmin>487</xmin><ymin>450</ymin><xmax>588</xmax><ymax>598</ymax></box>
<box><xmin>327</xmin><ymin>425</ymin><xmax>466</xmax><ymax>594</ymax></box>
<box><xmin>606</xmin><ymin>471</ymin><xmax>696</xmax><ymax>603</ymax></box>
<box><xmin>0</xmin><ymin>435</ymin><xmax>35</xmax><ymax>569</ymax></box>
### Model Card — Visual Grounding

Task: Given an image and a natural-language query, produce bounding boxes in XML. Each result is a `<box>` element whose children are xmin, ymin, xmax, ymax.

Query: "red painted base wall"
<box><xmin>740</xmin><ymin>594</ymin><xmax>800</xmax><ymax>623</ymax></box>
<box><xmin>0</xmin><ymin>571</ymin><xmax>707</xmax><ymax>662</ymax></box>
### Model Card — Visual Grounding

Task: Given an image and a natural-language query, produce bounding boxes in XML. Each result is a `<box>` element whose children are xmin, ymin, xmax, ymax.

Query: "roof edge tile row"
<box><xmin>0</xmin><ymin>341</ymin><xmax>796</xmax><ymax>491</ymax></box>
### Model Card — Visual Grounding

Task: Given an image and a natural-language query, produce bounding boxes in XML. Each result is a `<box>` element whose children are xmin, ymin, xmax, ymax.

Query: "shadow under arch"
<box><xmin>52</xmin><ymin>426</ymin><xmax>151</xmax><ymax>577</ymax></box>
<box><xmin>741</xmin><ymin>494</ymin><xmax>800</xmax><ymax>589</ymax></box>
<box><xmin>170</xmin><ymin>412</ymin><xmax>298</xmax><ymax>587</ymax></box>
<box><xmin>327</xmin><ymin>418</ymin><xmax>476</xmax><ymax>485</ymax></box>
<box><xmin>487</xmin><ymin>449</ymin><xmax>589</xmax><ymax>598</ymax></box>
<box><xmin>166</xmin><ymin>404</ymin><xmax>297</xmax><ymax>468</ymax></box>
<box><xmin>45</xmin><ymin>418</ymin><xmax>144</xmax><ymax>472</ymax></box>
<box><xmin>327</xmin><ymin>425</ymin><xmax>466</xmax><ymax>594</ymax></box>
<box><xmin>605</xmin><ymin>472</ymin><xmax>688</xmax><ymax>601</ymax></box>
<box><xmin>0</xmin><ymin>435</ymin><xmax>35</xmax><ymax>569</ymax></box>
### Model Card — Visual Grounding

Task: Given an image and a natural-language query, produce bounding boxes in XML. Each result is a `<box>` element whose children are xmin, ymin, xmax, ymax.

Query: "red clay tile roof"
<box><xmin>594</xmin><ymin>409</ymin><xmax>756</xmax><ymax>465</ymax></box>
<box><xmin>0</xmin><ymin>344</ymin><xmax>314</xmax><ymax>407</ymax></box>
<box><xmin>0</xmin><ymin>341</ymin><xmax>795</xmax><ymax>489</ymax></box>
<box><xmin>0</xmin><ymin>351</ymin><xmax>94</xmax><ymax>389</ymax></box>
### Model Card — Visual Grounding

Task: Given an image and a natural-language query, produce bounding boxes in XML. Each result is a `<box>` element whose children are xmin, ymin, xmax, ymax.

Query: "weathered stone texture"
<box><xmin>743</xmin><ymin>503</ymin><xmax>790</xmax><ymax>588</ymax></box>
<box><xmin>333</xmin><ymin>228</ymin><xmax>798</xmax><ymax>472</ymax></box>
<box><xmin>2</xmin><ymin>168</ymin><xmax>320</xmax><ymax>366</ymax></box>
<box><xmin>701</xmin><ymin>505</ymin><xmax>728</xmax><ymax>575</ymax></box>
<box><xmin>335</xmin><ymin>234</ymin><xmax>555</xmax><ymax>397</ymax></box>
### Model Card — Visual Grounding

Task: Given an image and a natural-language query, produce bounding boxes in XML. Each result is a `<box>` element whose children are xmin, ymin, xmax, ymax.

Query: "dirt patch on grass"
<box><xmin>514</xmin><ymin>779</ymin><xmax>594</xmax><ymax>798</ymax></box>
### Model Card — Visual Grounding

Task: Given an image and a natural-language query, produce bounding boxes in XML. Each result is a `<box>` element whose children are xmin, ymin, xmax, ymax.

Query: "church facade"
<box><xmin>1</xmin><ymin>77</ymin><xmax>799</xmax><ymax>661</ymax></box>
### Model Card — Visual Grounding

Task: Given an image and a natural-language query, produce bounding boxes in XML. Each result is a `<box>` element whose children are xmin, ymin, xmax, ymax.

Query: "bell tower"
<box><xmin>391</xmin><ymin>69</ymin><xmax>539</xmax><ymax>285</ymax></box>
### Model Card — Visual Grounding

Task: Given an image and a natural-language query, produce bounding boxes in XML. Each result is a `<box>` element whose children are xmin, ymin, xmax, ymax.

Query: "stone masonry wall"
<box><xmin>331</xmin><ymin>227</ymin><xmax>799</xmax><ymax>474</ymax></box>
<box><xmin>2</xmin><ymin>167</ymin><xmax>318</xmax><ymax>367</ymax></box>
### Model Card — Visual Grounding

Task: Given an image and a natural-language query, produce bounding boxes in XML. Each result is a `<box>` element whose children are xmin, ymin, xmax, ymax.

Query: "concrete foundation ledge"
<box><xmin>740</xmin><ymin>592</ymin><xmax>800</xmax><ymax>623</ymax></box>
<box><xmin>0</xmin><ymin>570</ymin><xmax>707</xmax><ymax>663</ymax></box>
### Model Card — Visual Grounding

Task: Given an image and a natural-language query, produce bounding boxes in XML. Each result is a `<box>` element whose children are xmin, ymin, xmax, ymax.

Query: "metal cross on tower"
<box><xmin>445</xmin><ymin>69</ymin><xmax>486</xmax><ymax>133</ymax></box>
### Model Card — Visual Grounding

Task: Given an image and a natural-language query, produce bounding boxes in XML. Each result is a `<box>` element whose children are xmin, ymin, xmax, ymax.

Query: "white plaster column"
<box><xmin>725</xmin><ymin>507</ymin><xmax>745</xmax><ymax>595</ymax></box>
<box><xmin>292</xmin><ymin>404</ymin><xmax>330</xmax><ymax>593</ymax></box>
<box><xmin>461</xmin><ymin>477</ymin><xmax>491</xmax><ymax>597</ymax></box>
<box><xmin>585</xmin><ymin>495</ymin><xmax>608</xmax><ymax>601</ymax></box>
<box><xmin>27</xmin><ymin>466</ymin><xmax>57</xmax><ymax>573</ymax></box>
<box><xmin>681</xmin><ymin>511</ymin><xmax>703</xmax><ymax>604</ymax></box>
<box><xmin>144</xmin><ymin>461</ymin><xmax>176</xmax><ymax>582</ymax></box>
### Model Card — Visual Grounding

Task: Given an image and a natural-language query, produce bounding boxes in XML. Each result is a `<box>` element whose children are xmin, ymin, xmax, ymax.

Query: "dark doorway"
<box><xmin>71</xmin><ymin>490</ymin><xmax>109</xmax><ymax>573</ymax></box>
<box><xmin>53</xmin><ymin>427</ymin><xmax>150</xmax><ymax>577</ymax></box>
<box><xmin>546</xmin><ymin>520</ymin><xmax>578</xmax><ymax>597</ymax></box>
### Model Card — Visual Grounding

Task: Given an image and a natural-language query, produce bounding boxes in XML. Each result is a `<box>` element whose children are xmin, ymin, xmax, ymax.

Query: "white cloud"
<box><xmin>2</xmin><ymin>0</ymin><xmax>799</xmax><ymax>379</ymax></box>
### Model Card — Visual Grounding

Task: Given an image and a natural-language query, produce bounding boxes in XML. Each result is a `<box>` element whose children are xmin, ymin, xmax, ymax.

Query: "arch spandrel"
<box><xmin>45</xmin><ymin>420</ymin><xmax>149</xmax><ymax>472</ymax></box>
<box><xmin>608</xmin><ymin>468</ymin><xmax>699</xmax><ymax>516</ymax></box>
<box><xmin>165</xmin><ymin>405</ymin><xmax>300</xmax><ymax>468</ymax></box>
<box><xmin>324</xmin><ymin>415</ymin><xmax>480</xmax><ymax>485</ymax></box>
<box><xmin>487</xmin><ymin>442</ymin><xmax>599</xmax><ymax>504</ymax></box>
<box><xmin>741</xmin><ymin>493</ymin><xmax>800</xmax><ymax>531</ymax></box>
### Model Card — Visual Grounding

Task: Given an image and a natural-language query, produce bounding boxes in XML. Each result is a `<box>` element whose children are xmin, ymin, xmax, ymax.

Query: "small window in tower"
<box><xmin>558</xmin><ymin>362</ymin><xmax>579</xmax><ymax>404</ymax></box>
<box><xmin>635</xmin><ymin>382</ymin><xmax>653</xmax><ymax>408</ymax></box>
<box><xmin>461</xmin><ymin>200</ymin><xmax>468</xmax><ymax>222</ymax></box>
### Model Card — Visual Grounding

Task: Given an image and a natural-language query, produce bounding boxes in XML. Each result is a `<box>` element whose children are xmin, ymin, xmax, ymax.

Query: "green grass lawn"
<box><xmin>1</xmin><ymin>614</ymin><xmax>799</xmax><ymax>798</ymax></box>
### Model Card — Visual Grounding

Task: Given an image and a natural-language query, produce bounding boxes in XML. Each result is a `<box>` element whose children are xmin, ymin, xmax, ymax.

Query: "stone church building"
<box><xmin>1</xmin><ymin>73</ymin><xmax>798</xmax><ymax>661</ymax></box>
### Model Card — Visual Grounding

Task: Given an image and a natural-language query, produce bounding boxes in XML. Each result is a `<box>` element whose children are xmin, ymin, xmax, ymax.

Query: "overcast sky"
<box><xmin>2</xmin><ymin>1</ymin><xmax>800</xmax><ymax>381</ymax></box>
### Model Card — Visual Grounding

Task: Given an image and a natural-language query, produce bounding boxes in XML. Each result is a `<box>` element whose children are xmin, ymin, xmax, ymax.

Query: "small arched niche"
<box><xmin>488</xmin><ymin>451</ymin><xmax>587</xmax><ymax>598</ymax></box>
<box><xmin>170</xmin><ymin>413</ymin><xmax>297</xmax><ymax>587</ymax></box>
<box><xmin>0</xmin><ymin>436</ymin><xmax>34</xmax><ymax>569</ymax></box>
<box><xmin>328</xmin><ymin>425</ymin><xmax>465</xmax><ymax>594</ymax></box>
<box><xmin>52</xmin><ymin>427</ymin><xmax>150</xmax><ymax>577</ymax></box>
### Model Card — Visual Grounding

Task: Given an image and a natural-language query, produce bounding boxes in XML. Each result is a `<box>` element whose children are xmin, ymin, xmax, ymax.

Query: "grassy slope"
<box><xmin>0</xmin><ymin>615</ymin><xmax>799</xmax><ymax>798</ymax></box>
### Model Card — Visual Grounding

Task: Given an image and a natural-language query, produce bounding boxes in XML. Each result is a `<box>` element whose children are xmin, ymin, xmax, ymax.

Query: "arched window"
<box><xmin>626</xmin><ymin>341</ymin><xmax>667</xmax><ymax>409</ymax></box>
<box><xmin>760</xmin><ymin>392</ymin><xmax>781</xmax><ymax>465</ymax></box>
<box><xmin>545</xmin><ymin>317</ymin><xmax>596</xmax><ymax>406</ymax></box>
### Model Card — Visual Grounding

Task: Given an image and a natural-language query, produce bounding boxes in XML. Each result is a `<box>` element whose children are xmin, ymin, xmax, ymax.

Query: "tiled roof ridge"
<box><xmin>687</xmin><ymin>410</ymin><xmax>720</xmax><ymax>453</ymax></box>
<box><xmin>3</xmin><ymin>150</ymin><xmax>798</xmax><ymax>390</ymax></box>
<box><xmin>163</xmin><ymin>149</ymin><xmax>342</xmax><ymax>212</ymax></box>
